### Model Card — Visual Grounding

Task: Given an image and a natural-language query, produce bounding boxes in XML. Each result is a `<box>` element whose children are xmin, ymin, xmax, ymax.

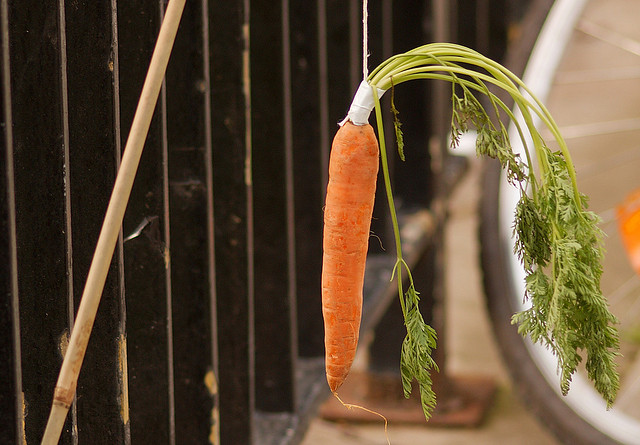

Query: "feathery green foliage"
<box><xmin>368</xmin><ymin>42</ymin><xmax>620</xmax><ymax>421</ymax></box>
<box><xmin>390</xmin><ymin>82</ymin><xmax>405</xmax><ymax>161</ymax></box>
<box><xmin>399</xmin><ymin>281</ymin><xmax>438</xmax><ymax>416</ymax></box>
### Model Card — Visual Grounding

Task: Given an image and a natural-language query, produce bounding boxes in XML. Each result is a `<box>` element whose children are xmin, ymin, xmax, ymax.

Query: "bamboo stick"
<box><xmin>41</xmin><ymin>0</ymin><xmax>186</xmax><ymax>443</ymax></box>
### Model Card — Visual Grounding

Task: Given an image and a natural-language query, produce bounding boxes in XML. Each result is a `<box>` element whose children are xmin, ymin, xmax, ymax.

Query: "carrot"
<box><xmin>322</xmin><ymin>120</ymin><xmax>379</xmax><ymax>392</ymax></box>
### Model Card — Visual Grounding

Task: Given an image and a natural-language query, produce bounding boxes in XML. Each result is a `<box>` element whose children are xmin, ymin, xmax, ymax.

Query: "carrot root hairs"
<box><xmin>332</xmin><ymin>391</ymin><xmax>391</xmax><ymax>445</ymax></box>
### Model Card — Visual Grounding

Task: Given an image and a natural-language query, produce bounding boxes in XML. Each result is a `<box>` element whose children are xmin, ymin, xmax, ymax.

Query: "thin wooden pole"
<box><xmin>41</xmin><ymin>0</ymin><xmax>186</xmax><ymax>443</ymax></box>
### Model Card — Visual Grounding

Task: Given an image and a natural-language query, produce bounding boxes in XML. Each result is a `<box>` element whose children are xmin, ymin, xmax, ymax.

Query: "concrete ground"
<box><xmin>302</xmin><ymin>0</ymin><xmax>640</xmax><ymax>443</ymax></box>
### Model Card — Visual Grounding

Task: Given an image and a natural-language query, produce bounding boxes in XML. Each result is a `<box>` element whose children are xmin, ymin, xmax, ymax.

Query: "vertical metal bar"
<box><xmin>349</xmin><ymin>0</ymin><xmax>359</xmax><ymax>87</ymax></box>
<box><xmin>116</xmin><ymin>1</ymin><xmax>173</xmax><ymax>441</ymax></box>
<box><xmin>201</xmin><ymin>0</ymin><xmax>220</xmax><ymax>440</ymax></box>
<box><xmin>290</xmin><ymin>0</ymin><xmax>325</xmax><ymax>360</ymax></box>
<box><xmin>317</xmin><ymin>0</ymin><xmax>329</xmax><ymax>189</ymax></box>
<box><xmin>58</xmin><ymin>0</ymin><xmax>72</xmax><ymax>327</ymax></box>
<box><xmin>434</xmin><ymin>0</ymin><xmax>451</xmax><ymax>42</ymax></box>
<box><xmin>60</xmin><ymin>0</ymin><xmax>130</xmax><ymax>440</ymax></box>
<box><xmin>382</xmin><ymin>0</ymin><xmax>392</xmax><ymax>58</ymax></box>
<box><xmin>251</xmin><ymin>0</ymin><xmax>296</xmax><ymax>413</ymax></box>
<box><xmin>244</xmin><ymin>0</ymin><xmax>256</xmax><ymax>439</ymax></box>
<box><xmin>59</xmin><ymin>0</ymin><xmax>128</xmax><ymax>439</ymax></box>
<box><xmin>428</xmin><ymin>0</ymin><xmax>450</xmax><ymax>374</ymax></box>
<box><xmin>55</xmin><ymin>2</ymin><xmax>79</xmax><ymax>440</ymax></box>
<box><xmin>326</xmin><ymin>0</ymin><xmax>354</xmax><ymax>127</ymax></box>
<box><xmin>431</xmin><ymin>0</ymin><xmax>451</xmax><ymax>176</ymax></box>
<box><xmin>282</xmin><ymin>0</ymin><xmax>298</xmax><ymax>372</ymax></box>
<box><xmin>0</xmin><ymin>1</ymin><xmax>22</xmax><ymax>443</ymax></box>
<box><xmin>452</xmin><ymin>0</ymin><xmax>474</xmax><ymax>47</ymax></box>
<box><xmin>476</xmin><ymin>0</ymin><xmax>490</xmax><ymax>54</ymax></box>
<box><xmin>158</xmin><ymin>3</ymin><xmax>176</xmax><ymax>442</ymax></box>
<box><xmin>208</xmin><ymin>0</ymin><xmax>255</xmax><ymax>440</ymax></box>
<box><xmin>8</xmin><ymin>1</ymin><xmax>72</xmax><ymax>441</ymax></box>
<box><xmin>110</xmin><ymin>0</ymin><xmax>132</xmax><ymax>440</ymax></box>
<box><xmin>164</xmin><ymin>0</ymin><xmax>217</xmax><ymax>440</ymax></box>
<box><xmin>487</xmin><ymin>0</ymin><xmax>510</xmax><ymax>61</ymax></box>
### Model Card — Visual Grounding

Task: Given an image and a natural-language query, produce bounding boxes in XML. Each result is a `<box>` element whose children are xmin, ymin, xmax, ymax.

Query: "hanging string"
<box><xmin>341</xmin><ymin>0</ymin><xmax>380</xmax><ymax>126</ymax></box>
<box><xmin>362</xmin><ymin>0</ymin><xmax>369</xmax><ymax>80</ymax></box>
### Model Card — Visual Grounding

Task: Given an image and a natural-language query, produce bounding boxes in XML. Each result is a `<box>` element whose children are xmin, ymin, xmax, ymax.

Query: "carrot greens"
<box><xmin>366</xmin><ymin>42</ymin><xmax>619</xmax><ymax>420</ymax></box>
<box><xmin>373</xmin><ymin>85</ymin><xmax>439</xmax><ymax>420</ymax></box>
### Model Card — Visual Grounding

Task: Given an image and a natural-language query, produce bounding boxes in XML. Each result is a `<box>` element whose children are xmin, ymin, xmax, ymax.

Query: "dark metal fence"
<box><xmin>1</xmin><ymin>0</ymin><xmax>536</xmax><ymax>443</ymax></box>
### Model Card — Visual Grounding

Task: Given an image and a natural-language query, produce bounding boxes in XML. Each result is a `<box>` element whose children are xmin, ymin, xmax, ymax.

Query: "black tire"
<box><xmin>479</xmin><ymin>158</ymin><xmax>619</xmax><ymax>445</ymax></box>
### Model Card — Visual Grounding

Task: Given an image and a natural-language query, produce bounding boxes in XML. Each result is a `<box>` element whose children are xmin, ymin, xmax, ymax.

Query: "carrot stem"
<box><xmin>368</xmin><ymin>42</ymin><xmax>583</xmax><ymax>205</ymax></box>
<box><xmin>372</xmin><ymin>85</ymin><xmax>408</xmax><ymax>319</ymax></box>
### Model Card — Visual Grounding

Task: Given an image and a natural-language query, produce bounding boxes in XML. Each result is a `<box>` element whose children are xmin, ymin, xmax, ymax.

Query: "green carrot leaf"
<box><xmin>390</xmin><ymin>82</ymin><xmax>405</xmax><ymax>161</ymax></box>
<box><xmin>400</xmin><ymin>284</ymin><xmax>438</xmax><ymax>419</ymax></box>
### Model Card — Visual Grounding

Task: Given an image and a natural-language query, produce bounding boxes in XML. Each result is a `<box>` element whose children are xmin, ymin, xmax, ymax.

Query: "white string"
<box><xmin>362</xmin><ymin>0</ymin><xmax>369</xmax><ymax>80</ymax></box>
<box><xmin>340</xmin><ymin>0</ymin><xmax>384</xmax><ymax>126</ymax></box>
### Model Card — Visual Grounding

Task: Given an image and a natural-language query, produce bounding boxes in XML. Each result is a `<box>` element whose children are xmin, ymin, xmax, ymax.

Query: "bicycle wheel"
<box><xmin>481</xmin><ymin>158</ymin><xmax>640</xmax><ymax>445</ymax></box>
<box><xmin>480</xmin><ymin>0</ymin><xmax>640</xmax><ymax>443</ymax></box>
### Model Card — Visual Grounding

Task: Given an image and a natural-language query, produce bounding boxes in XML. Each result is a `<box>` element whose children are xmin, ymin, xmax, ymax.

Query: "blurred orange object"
<box><xmin>617</xmin><ymin>188</ymin><xmax>640</xmax><ymax>276</ymax></box>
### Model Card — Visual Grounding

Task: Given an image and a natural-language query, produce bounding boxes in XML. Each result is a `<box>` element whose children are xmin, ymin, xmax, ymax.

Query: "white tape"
<box><xmin>339</xmin><ymin>80</ymin><xmax>386</xmax><ymax>126</ymax></box>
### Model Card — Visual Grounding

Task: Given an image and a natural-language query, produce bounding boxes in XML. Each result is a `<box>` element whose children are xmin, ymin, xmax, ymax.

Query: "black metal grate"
<box><xmin>0</xmin><ymin>0</ymin><xmax>531</xmax><ymax>443</ymax></box>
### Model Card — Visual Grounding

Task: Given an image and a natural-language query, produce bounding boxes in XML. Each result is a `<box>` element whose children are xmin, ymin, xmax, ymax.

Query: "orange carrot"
<box><xmin>322</xmin><ymin>120</ymin><xmax>379</xmax><ymax>392</ymax></box>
